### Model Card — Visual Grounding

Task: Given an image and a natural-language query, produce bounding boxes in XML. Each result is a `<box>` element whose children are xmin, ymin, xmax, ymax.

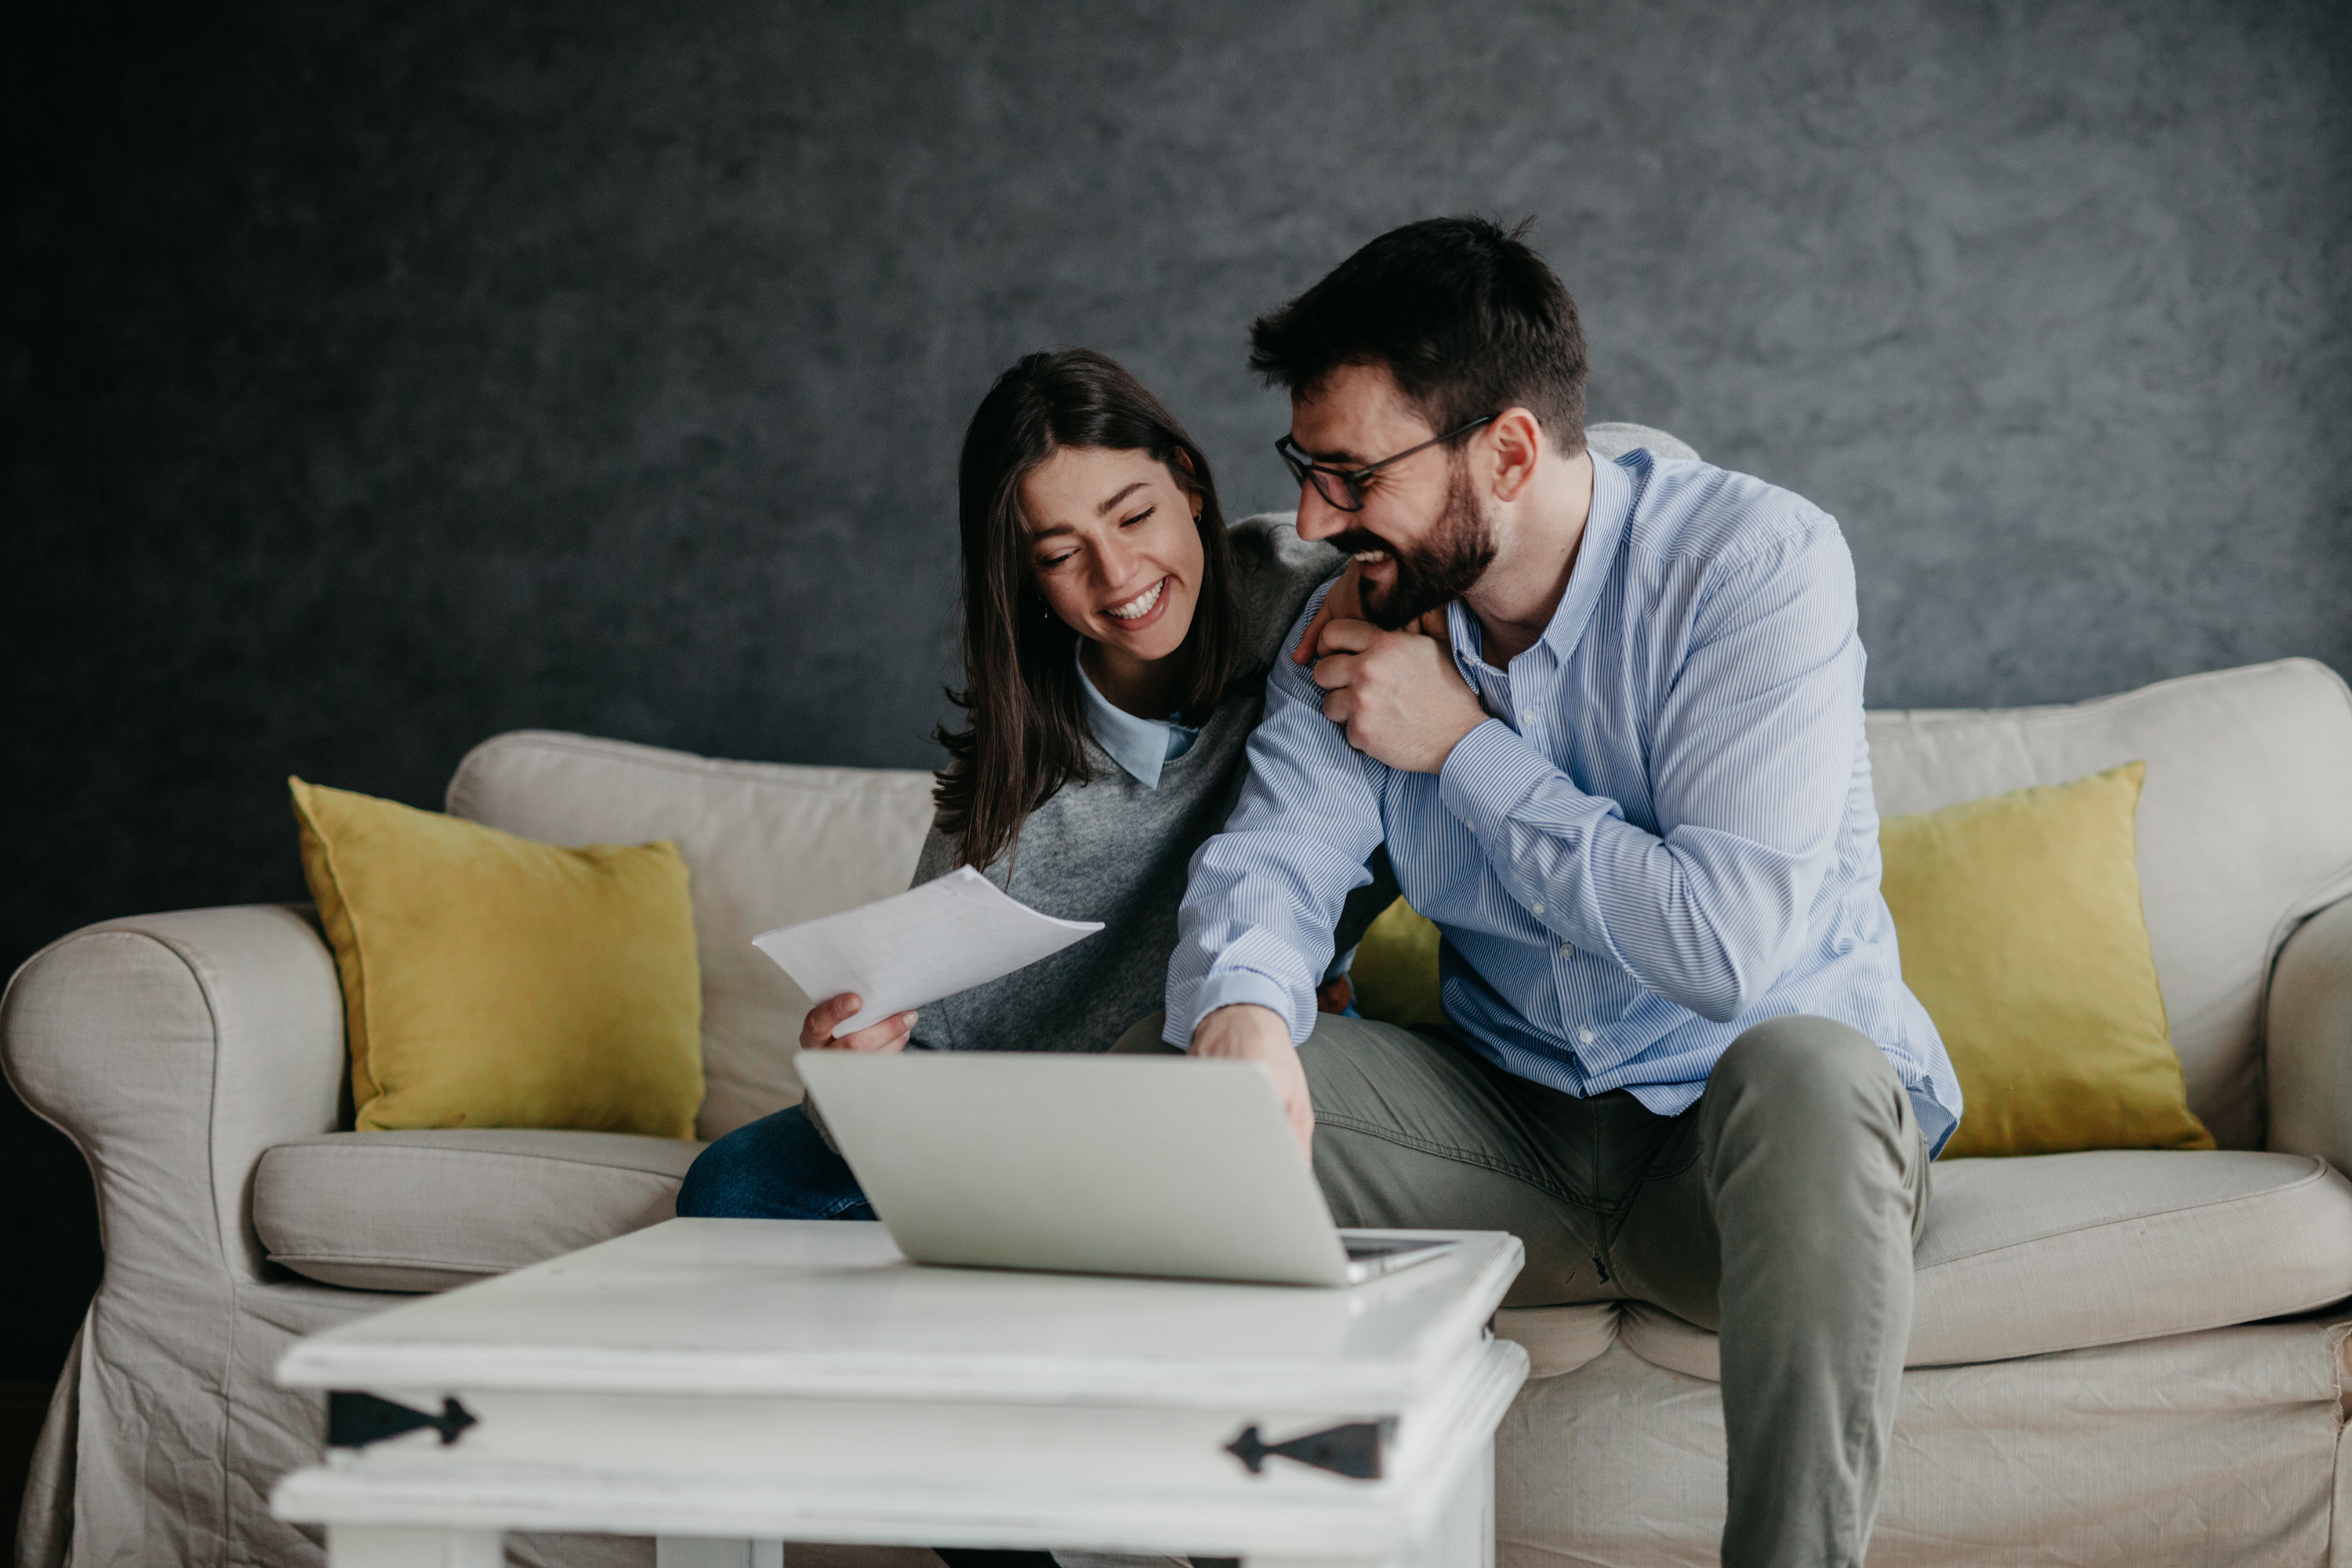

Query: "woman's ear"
<box><xmin>1167</xmin><ymin>448</ymin><xmax>1204</xmax><ymax>519</ymax></box>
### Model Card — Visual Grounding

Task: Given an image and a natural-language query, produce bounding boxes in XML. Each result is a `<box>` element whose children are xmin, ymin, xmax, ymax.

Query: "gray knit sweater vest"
<box><xmin>909</xmin><ymin>514</ymin><xmax>1397</xmax><ymax>1054</ymax></box>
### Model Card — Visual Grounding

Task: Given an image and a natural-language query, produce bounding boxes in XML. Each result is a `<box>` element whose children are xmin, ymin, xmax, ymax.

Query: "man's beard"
<box><xmin>1331</xmin><ymin>456</ymin><xmax>1497</xmax><ymax>630</ymax></box>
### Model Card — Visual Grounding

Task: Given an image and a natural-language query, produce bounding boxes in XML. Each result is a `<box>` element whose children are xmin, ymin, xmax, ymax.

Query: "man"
<box><xmin>1164</xmin><ymin>217</ymin><xmax>1962</xmax><ymax>1568</ymax></box>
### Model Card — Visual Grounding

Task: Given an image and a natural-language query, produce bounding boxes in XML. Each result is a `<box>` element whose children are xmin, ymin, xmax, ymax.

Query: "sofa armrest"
<box><xmin>2268</xmin><ymin>893</ymin><xmax>2352</xmax><ymax>1171</ymax></box>
<box><xmin>2</xmin><ymin>905</ymin><xmax>346</xmax><ymax>1287</ymax></box>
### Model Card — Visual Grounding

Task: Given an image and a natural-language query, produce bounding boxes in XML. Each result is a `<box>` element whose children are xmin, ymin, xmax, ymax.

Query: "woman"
<box><xmin>677</xmin><ymin>348</ymin><xmax>1395</xmax><ymax>1221</ymax></box>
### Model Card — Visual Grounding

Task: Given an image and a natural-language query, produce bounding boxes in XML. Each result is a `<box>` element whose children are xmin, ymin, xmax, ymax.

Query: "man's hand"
<box><xmin>800</xmin><ymin>993</ymin><xmax>917</xmax><ymax>1053</ymax></box>
<box><xmin>1293</xmin><ymin>562</ymin><xmax>1450</xmax><ymax>666</ymax></box>
<box><xmin>1308</xmin><ymin>619</ymin><xmax>1487</xmax><ymax>773</ymax></box>
<box><xmin>1190</xmin><ymin>1004</ymin><xmax>1314</xmax><ymax>1157</ymax></box>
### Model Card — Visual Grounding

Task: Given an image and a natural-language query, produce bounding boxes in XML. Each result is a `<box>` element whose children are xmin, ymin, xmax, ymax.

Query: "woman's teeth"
<box><xmin>1106</xmin><ymin>577</ymin><xmax>1167</xmax><ymax>620</ymax></box>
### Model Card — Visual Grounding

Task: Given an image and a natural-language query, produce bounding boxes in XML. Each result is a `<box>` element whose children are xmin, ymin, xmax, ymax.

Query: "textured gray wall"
<box><xmin>4</xmin><ymin>2</ymin><xmax>2347</xmax><ymax>1378</ymax></box>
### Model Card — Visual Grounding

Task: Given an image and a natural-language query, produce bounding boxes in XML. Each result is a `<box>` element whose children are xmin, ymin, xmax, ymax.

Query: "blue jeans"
<box><xmin>675</xmin><ymin>1103</ymin><xmax>876</xmax><ymax>1221</ymax></box>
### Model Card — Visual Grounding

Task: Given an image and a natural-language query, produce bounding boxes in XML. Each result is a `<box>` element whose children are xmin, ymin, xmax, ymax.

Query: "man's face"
<box><xmin>1286</xmin><ymin>363</ymin><xmax>1496</xmax><ymax>630</ymax></box>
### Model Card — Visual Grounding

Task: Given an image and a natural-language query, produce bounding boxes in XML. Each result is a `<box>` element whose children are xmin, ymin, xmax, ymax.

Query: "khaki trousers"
<box><xmin>1122</xmin><ymin>1011</ymin><xmax>1929</xmax><ymax>1568</ymax></box>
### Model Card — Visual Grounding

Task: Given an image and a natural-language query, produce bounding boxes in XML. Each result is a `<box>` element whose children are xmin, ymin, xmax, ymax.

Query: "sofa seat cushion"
<box><xmin>1613</xmin><ymin>1149</ymin><xmax>2352</xmax><ymax>1379</ymax></box>
<box><xmin>253</xmin><ymin>1128</ymin><xmax>703</xmax><ymax>1293</ymax></box>
<box><xmin>1493</xmin><ymin>1302</ymin><xmax>1620</xmax><ymax>1379</ymax></box>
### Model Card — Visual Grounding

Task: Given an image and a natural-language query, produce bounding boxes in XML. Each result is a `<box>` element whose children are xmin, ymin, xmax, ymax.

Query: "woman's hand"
<box><xmin>1292</xmin><ymin>559</ymin><xmax>1450</xmax><ymax>666</ymax></box>
<box><xmin>800</xmin><ymin>993</ymin><xmax>917</xmax><ymax>1053</ymax></box>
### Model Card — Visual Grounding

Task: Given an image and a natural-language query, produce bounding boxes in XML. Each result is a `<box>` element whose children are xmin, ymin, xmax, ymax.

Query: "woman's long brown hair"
<box><xmin>934</xmin><ymin>349</ymin><xmax>1240</xmax><ymax>870</ymax></box>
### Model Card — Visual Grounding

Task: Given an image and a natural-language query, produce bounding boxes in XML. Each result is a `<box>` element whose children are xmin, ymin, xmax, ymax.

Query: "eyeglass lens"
<box><xmin>1280</xmin><ymin>444</ymin><xmax>1361</xmax><ymax>511</ymax></box>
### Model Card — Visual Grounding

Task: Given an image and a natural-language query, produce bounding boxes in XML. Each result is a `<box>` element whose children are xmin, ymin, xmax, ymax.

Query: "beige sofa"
<box><xmin>10</xmin><ymin>657</ymin><xmax>2352</xmax><ymax>1568</ymax></box>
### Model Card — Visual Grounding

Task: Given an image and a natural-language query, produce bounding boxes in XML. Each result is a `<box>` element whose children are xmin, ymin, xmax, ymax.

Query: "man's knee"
<box><xmin>1706</xmin><ymin>1014</ymin><xmax>1904</xmax><ymax>1131</ymax></box>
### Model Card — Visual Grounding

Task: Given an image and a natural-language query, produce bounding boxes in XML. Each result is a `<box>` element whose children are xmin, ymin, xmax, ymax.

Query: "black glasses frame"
<box><xmin>1274</xmin><ymin>414</ymin><xmax>1497</xmax><ymax>513</ymax></box>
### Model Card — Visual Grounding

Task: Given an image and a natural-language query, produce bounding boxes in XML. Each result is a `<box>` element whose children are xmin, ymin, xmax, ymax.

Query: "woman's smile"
<box><xmin>1103</xmin><ymin>574</ymin><xmax>1171</xmax><ymax>626</ymax></box>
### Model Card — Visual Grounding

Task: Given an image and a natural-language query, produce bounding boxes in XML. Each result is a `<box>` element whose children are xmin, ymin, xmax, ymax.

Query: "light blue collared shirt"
<box><xmin>1165</xmin><ymin>449</ymin><xmax>1962</xmax><ymax>1154</ymax></box>
<box><xmin>1075</xmin><ymin>646</ymin><xmax>1199</xmax><ymax>789</ymax></box>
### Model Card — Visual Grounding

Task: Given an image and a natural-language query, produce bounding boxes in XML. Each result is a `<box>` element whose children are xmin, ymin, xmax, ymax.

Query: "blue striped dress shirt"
<box><xmin>1166</xmin><ymin>448</ymin><xmax>1963</xmax><ymax>1154</ymax></box>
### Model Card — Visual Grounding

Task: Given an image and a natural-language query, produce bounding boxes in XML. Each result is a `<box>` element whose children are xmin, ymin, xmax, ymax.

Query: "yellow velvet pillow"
<box><xmin>290</xmin><ymin>778</ymin><xmax>703</xmax><ymax>1137</ymax></box>
<box><xmin>1351</xmin><ymin>895</ymin><xmax>1449</xmax><ymax>1030</ymax></box>
<box><xmin>1878</xmin><ymin>761</ymin><xmax>2213</xmax><ymax>1158</ymax></box>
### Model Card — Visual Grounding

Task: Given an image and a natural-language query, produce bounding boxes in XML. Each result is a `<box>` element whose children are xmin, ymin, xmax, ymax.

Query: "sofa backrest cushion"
<box><xmin>1866</xmin><ymin>658</ymin><xmax>2352</xmax><ymax>1149</ymax></box>
<box><xmin>448</xmin><ymin>731</ymin><xmax>933</xmax><ymax>1139</ymax></box>
<box><xmin>448</xmin><ymin>658</ymin><xmax>2352</xmax><ymax>1150</ymax></box>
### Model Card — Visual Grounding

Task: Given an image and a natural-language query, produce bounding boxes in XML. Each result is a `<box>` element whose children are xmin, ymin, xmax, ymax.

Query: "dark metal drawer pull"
<box><xmin>1225</xmin><ymin>1418</ymin><xmax>1391</xmax><ymax>1479</ymax></box>
<box><xmin>328</xmin><ymin>1390</ymin><xmax>477</xmax><ymax>1450</ymax></box>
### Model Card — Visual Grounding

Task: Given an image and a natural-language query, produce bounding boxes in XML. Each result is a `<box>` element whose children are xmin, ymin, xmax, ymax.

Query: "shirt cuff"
<box><xmin>1439</xmin><ymin>718</ymin><xmax>1558</xmax><ymax>840</ymax></box>
<box><xmin>1911</xmin><ymin>1089</ymin><xmax>1958</xmax><ymax>1160</ymax></box>
<box><xmin>1167</xmin><ymin>970</ymin><xmax>1305</xmax><ymax>1049</ymax></box>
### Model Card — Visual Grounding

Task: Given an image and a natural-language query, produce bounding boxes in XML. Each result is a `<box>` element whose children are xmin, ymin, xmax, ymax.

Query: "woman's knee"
<box><xmin>676</xmin><ymin>1101</ymin><xmax>873</xmax><ymax>1221</ymax></box>
<box><xmin>674</xmin><ymin>1120</ymin><xmax>767</xmax><ymax>1218</ymax></box>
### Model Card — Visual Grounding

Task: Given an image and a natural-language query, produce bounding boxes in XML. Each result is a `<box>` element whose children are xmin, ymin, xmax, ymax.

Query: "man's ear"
<box><xmin>1485</xmin><ymin>408</ymin><xmax>1544</xmax><ymax>503</ymax></box>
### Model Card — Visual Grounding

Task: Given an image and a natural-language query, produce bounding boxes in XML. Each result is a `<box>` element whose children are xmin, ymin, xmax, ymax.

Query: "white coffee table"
<box><xmin>271</xmin><ymin>1218</ymin><xmax>1526</xmax><ymax>1568</ymax></box>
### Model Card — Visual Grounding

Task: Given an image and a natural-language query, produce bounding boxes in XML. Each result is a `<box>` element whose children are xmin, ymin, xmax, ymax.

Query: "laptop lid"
<box><xmin>794</xmin><ymin>1051</ymin><xmax>1356</xmax><ymax>1287</ymax></box>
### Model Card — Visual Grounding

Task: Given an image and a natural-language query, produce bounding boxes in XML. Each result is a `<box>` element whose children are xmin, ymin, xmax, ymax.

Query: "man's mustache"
<box><xmin>1328</xmin><ymin>528</ymin><xmax>1395</xmax><ymax>557</ymax></box>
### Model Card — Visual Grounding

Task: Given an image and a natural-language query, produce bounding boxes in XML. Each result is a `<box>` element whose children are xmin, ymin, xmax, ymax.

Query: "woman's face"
<box><xmin>1020</xmin><ymin>446</ymin><xmax>1206</xmax><ymax>665</ymax></box>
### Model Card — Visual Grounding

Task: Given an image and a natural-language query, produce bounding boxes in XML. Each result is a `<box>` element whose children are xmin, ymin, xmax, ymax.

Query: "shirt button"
<box><xmin>1577</xmin><ymin>1027</ymin><xmax>1596</xmax><ymax>1046</ymax></box>
<box><xmin>1530</xmin><ymin>902</ymin><xmax>1544</xmax><ymax>915</ymax></box>
<box><xmin>1559</xmin><ymin>942</ymin><xmax>1575</xmax><ymax>958</ymax></box>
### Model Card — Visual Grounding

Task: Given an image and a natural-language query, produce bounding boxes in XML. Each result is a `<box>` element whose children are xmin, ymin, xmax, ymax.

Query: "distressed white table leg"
<box><xmin>1428</xmin><ymin>1436</ymin><xmax>1496</xmax><ymax>1568</ymax></box>
<box><xmin>655</xmin><ymin>1541</ymin><xmax>783</xmax><ymax>1568</ymax></box>
<box><xmin>328</xmin><ymin>1526</ymin><xmax>503</xmax><ymax>1568</ymax></box>
<box><xmin>1260</xmin><ymin>1432</ymin><xmax>1494</xmax><ymax>1568</ymax></box>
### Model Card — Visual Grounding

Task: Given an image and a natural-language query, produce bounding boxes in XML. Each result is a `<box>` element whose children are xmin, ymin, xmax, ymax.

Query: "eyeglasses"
<box><xmin>1273</xmin><ymin>414</ymin><xmax>1497</xmax><ymax>513</ymax></box>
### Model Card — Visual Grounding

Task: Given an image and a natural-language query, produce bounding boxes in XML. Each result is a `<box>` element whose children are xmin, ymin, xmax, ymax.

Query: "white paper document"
<box><xmin>752</xmin><ymin>866</ymin><xmax>1104</xmax><ymax>1037</ymax></box>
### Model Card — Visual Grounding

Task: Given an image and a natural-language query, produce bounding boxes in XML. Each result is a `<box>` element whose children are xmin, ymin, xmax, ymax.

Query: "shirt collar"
<box><xmin>1446</xmin><ymin>448</ymin><xmax>1637</xmax><ymax>671</ymax></box>
<box><xmin>1074</xmin><ymin>644</ymin><xmax>1191</xmax><ymax>789</ymax></box>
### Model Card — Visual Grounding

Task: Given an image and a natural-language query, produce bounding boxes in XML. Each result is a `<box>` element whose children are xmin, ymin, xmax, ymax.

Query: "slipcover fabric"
<box><xmin>1493</xmin><ymin>1303</ymin><xmax>1621</xmax><ymax>1379</ymax></box>
<box><xmin>254</xmin><ymin>1130</ymin><xmax>703</xmax><ymax>1292</ymax></box>
<box><xmin>1500</xmin><ymin>1321</ymin><xmax>2352</xmax><ymax>1567</ymax></box>
<box><xmin>1606</xmin><ymin>1149</ymin><xmax>2352</xmax><ymax>1380</ymax></box>
<box><xmin>13</xmin><ymin>637</ymin><xmax>2352</xmax><ymax>1567</ymax></box>
<box><xmin>2270</xmin><ymin>894</ymin><xmax>2352</xmax><ymax>1180</ymax></box>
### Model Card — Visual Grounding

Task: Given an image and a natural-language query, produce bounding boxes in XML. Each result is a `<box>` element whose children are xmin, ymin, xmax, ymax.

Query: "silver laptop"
<box><xmin>794</xmin><ymin>1051</ymin><xmax>1458</xmax><ymax>1287</ymax></box>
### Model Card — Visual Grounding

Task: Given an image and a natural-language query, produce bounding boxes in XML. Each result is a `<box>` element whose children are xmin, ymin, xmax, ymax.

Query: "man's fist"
<box><xmin>1292</xmin><ymin>562</ymin><xmax>1450</xmax><ymax>666</ymax></box>
<box><xmin>1308</xmin><ymin>619</ymin><xmax>1487</xmax><ymax>773</ymax></box>
<box><xmin>1190</xmin><ymin>1004</ymin><xmax>1314</xmax><ymax>1157</ymax></box>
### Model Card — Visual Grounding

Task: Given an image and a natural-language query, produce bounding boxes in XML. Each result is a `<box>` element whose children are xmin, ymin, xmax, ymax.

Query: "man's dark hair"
<box><xmin>1248</xmin><ymin>216</ymin><xmax>1588</xmax><ymax>456</ymax></box>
